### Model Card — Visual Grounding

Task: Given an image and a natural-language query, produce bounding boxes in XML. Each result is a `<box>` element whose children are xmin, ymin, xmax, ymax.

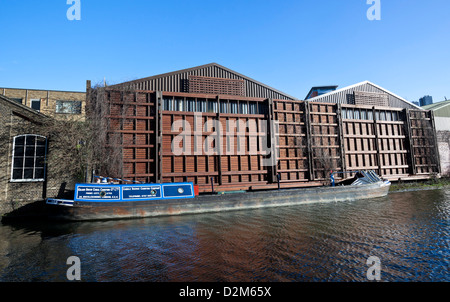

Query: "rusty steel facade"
<box><xmin>89</xmin><ymin>94</ymin><xmax>440</xmax><ymax>193</ymax></box>
<box><xmin>88</xmin><ymin>65</ymin><xmax>440</xmax><ymax>193</ymax></box>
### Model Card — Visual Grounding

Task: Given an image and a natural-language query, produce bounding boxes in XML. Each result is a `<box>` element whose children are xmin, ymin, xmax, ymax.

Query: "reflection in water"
<box><xmin>1</xmin><ymin>188</ymin><xmax>449</xmax><ymax>281</ymax></box>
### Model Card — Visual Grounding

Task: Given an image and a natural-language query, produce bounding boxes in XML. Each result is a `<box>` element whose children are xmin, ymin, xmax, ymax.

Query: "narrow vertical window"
<box><xmin>186</xmin><ymin>98</ymin><xmax>195</xmax><ymax>112</ymax></box>
<box><xmin>239</xmin><ymin>102</ymin><xmax>248</xmax><ymax>114</ymax></box>
<box><xmin>230</xmin><ymin>101</ymin><xmax>238</xmax><ymax>114</ymax></box>
<box><xmin>249</xmin><ymin>102</ymin><xmax>257</xmax><ymax>114</ymax></box>
<box><xmin>220</xmin><ymin>100</ymin><xmax>228</xmax><ymax>114</ymax></box>
<box><xmin>197</xmin><ymin>99</ymin><xmax>207</xmax><ymax>112</ymax></box>
<box><xmin>174</xmin><ymin>98</ymin><xmax>184</xmax><ymax>111</ymax></box>
<box><xmin>163</xmin><ymin>98</ymin><xmax>173</xmax><ymax>111</ymax></box>
<box><xmin>207</xmin><ymin>100</ymin><xmax>217</xmax><ymax>113</ymax></box>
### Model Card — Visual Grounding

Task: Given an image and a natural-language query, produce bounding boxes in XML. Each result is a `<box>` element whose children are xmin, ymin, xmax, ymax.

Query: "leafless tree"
<box><xmin>310</xmin><ymin>125</ymin><xmax>341</xmax><ymax>182</ymax></box>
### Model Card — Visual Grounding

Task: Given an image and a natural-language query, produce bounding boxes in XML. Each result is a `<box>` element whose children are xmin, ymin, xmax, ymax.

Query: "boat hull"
<box><xmin>46</xmin><ymin>180</ymin><xmax>391</xmax><ymax>221</ymax></box>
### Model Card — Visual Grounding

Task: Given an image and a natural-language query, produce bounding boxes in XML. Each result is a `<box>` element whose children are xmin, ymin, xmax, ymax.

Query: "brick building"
<box><xmin>0</xmin><ymin>87</ymin><xmax>86</xmax><ymax>120</ymax></box>
<box><xmin>0</xmin><ymin>94</ymin><xmax>80</xmax><ymax>217</ymax></box>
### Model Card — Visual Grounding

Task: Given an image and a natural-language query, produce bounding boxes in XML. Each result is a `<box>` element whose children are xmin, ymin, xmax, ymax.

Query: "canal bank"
<box><xmin>389</xmin><ymin>177</ymin><xmax>450</xmax><ymax>192</ymax></box>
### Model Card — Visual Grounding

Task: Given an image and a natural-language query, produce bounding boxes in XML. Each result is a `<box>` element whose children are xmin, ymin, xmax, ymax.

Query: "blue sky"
<box><xmin>0</xmin><ymin>0</ymin><xmax>449</xmax><ymax>103</ymax></box>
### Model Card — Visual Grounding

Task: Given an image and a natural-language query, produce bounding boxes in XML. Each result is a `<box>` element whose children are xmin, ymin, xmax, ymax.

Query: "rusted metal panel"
<box><xmin>308</xmin><ymin>102</ymin><xmax>342</xmax><ymax>180</ymax></box>
<box><xmin>408</xmin><ymin>110</ymin><xmax>440</xmax><ymax>175</ymax></box>
<box><xmin>341</xmin><ymin>105</ymin><xmax>410</xmax><ymax>177</ymax></box>
<box><xmin>159</xmin><ymin>93</ymin><xmax>270</xmax><ymax>192</ymax></box>
<box><xmin>98</xmin><ymin>88</ymin><xmax>440</xmax><ymax>193</ymax></box>
<box><xmin>274</xmin><ymin>99</ymin><xmax>309</xmax><ymax>182</ymax></box>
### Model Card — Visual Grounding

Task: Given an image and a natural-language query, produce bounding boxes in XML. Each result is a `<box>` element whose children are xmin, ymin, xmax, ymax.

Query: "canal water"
<box><xmin>0</xmin><ymin>187</ymin><xmax>449</xmax><ymax>282</ymax></box>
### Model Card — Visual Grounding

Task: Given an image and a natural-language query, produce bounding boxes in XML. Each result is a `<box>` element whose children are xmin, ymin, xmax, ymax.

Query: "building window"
<box><xmin>56</xmin><ymin>100</ymin><xmax>82</xmax><ymax>114</ymax></box>
<box><xmin>10</xmin><ymin>98</ymin><xmax>23</xmax><ymax>104</ymax></box>
<box><xmin>219</xmin><ymin>101</ymin><xmax>228</xmax><ymax>113</ymax></box>
<box><xmin>258</xmin><ymin>102</ymin><xmax>267</xmax><ymax>115</ymax></box>
<box><xmin>159</xmin><ymin>96</ymin><xmax>265</xmax><ymax>115</ymax></box>
<box><xmin>174</xmin><ymin>98</ymin><xmax>184</xmax><ymax>111</ymax></box>
<box><xmin>31</xmin><ymin>99</ymin><xmax>41</xmax><ymax>112</ymax></box>
<box><xmin>163</xmin><ymin>97</ymin><xmax>173</xmax><ymax>111</ymax></box>
<box><xmin>239</xmin><ymin>102</ymin><xmax>248</xmax><ymax>114</ymax></box>
<box><xmin>249</xmin><ymin>102</ymin><xmax>258</xmax><ymax>114</ymax></box>
<box><xmin>229</xmin><ymin>101</ymin><xmax>238</xmax><ymax>114</ymax></box>
<box><xmin>207</xmin><ymin>100</ymin><xmax>218</xmax><ymax>113</ymax></box>
<box><xmin>392</xmin><ymin>111</ymin><xmax>399</xmax><ymax>121</ymax></box>
<box><xmin>197</xmin><ymin>99</ymin><xmax>207</xmax><ymax>112</ymax></box>
<box><xmin>186</xmin><ymin>98</ymin><xmax>195</xmax><ymax>112</ymax></box>
<box><xmin>11</xmin><ymin>135</ymin><xmax>47</xmax><ymax>182</ymax></box>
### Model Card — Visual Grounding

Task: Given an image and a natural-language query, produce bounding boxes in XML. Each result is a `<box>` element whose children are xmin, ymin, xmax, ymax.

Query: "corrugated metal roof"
<box><xmin>306</xmin><ymin>81</ymin><xmax>422</xmax><ymax>110</ymax></box>
<box><xmin>423</xmin><ymin>99</ymin><xmax>450</xmax><ymax>117</ymax></box>
<box><xmin>109</xmin><ymin>63</ymin><xmax>298</xmax><ymax>100</ymax></box>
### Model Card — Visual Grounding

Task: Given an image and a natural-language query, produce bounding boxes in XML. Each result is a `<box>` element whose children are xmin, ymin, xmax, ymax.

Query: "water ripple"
<box><xmin>1</xmin><ymin>188</ymin><xmax>450</xmax><ymax>281</ymax></box>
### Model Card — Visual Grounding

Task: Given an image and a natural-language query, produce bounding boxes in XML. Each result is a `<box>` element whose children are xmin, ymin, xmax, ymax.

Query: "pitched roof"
<box><xmin>422</xmin><ymin>99</ymin><xmax>450</xmax><ymax>111</ymax></box>
<box><xmin>306</xmin><ymin>80</ymin><xmax>422</xmax><ymax>110</ymax></box>
<box><xmin>110</xmin><ymin>63</ymin><xmax>298</xmax><ymax>100</ymax></box>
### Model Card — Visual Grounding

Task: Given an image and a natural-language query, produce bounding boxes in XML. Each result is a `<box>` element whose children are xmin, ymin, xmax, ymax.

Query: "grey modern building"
<box><xmin>419</xmin><ymin>95</ymin><xmax>433</xmax><ymax>107</ymax></box>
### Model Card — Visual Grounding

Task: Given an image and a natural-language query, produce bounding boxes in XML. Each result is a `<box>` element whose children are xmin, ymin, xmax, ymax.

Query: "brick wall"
<box><xmin>437</xmin><ymin>130</ymin><xmax>450</xmax><ymax>177</ymax></box>
<box><xmin>0</xmin><ymin>87</ymin><xmax>86</xmax><ymax>121</ymax></box>
<box><xmin>0</xmin><ymin>100</ymin><xmax>78</xmax><ymax>216</ymax></box>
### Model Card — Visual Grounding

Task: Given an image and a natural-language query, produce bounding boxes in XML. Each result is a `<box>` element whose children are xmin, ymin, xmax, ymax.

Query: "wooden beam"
<box><xmin>156</xmin><ymin>91</ymin><xmax>163</xmax><ymax>183</ymax></box>
<box><xmin>304</xmin><ymin>101</ymin><xmax>314</xmax><ymax>180</ymax></box>
<box><xmin>403</xmin><ymin>109</ymin><xmax>416</xmax><ymax>175</ymax></box>
<box><xmin>337</xmin><ymin>103</ymin><xmax>346</xmax><ymax>174</ymax></box>
<box><xmin>267</xmin><ymin>98</ymin><xmax>278</xmax><ymax>183</ymax></box>
<box><xmin>372</xmin><ymin>107</ymin><xmax>382</xmax><ymax>176</ymax></box>
<box><xmin>216</xmin><ymin>95</ymin><xmax>223</xmax><ymax>186</ymax></box>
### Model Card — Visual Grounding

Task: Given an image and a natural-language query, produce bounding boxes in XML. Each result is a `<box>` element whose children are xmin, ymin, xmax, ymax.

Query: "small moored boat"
<box><xmin>46</xmin><ymin>170</ymin><xmax>391</xmax><ymax>221</ymax></box>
